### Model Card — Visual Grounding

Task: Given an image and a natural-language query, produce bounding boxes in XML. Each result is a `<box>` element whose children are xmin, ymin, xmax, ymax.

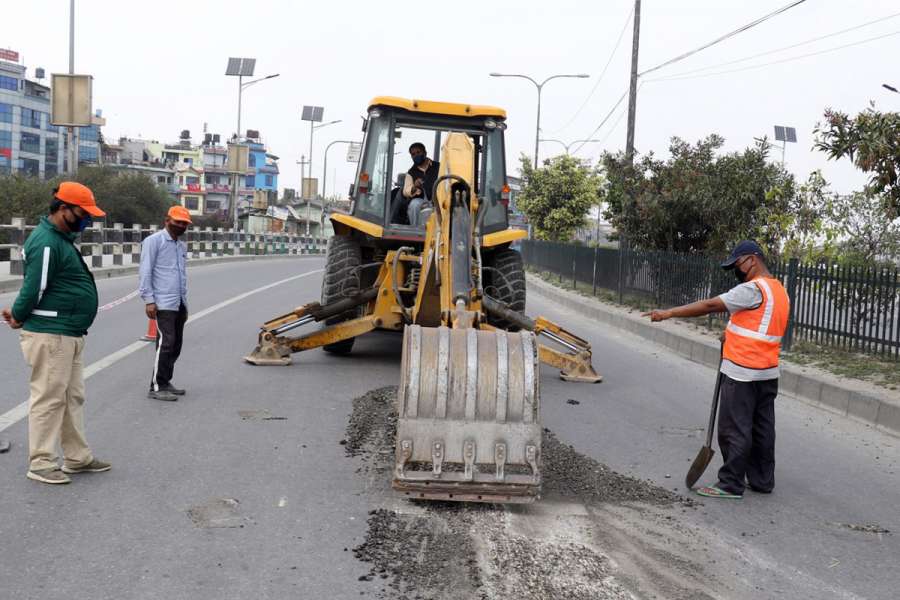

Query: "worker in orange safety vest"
<box><xmin>643</xmin><ymin>240</ymin><xmax>790</xmax><ymax>499</ymax></box>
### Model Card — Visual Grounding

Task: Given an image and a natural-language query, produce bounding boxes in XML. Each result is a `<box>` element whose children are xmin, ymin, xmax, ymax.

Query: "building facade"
<box><xmin>1</xmin><ymin>51</ymin><xmax>103</xmax><ymax>178</ymax></box>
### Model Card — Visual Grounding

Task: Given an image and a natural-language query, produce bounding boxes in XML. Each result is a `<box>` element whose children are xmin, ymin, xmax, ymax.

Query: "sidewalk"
<box><xmin>0</xmin><ymin>254</ymin><xmax>318</xmax><ymax>295</ymax></box>
<box><xmin>527</xmin><ymin>273</ymin><xmax>900</xmax><ymax>437</ymax></box>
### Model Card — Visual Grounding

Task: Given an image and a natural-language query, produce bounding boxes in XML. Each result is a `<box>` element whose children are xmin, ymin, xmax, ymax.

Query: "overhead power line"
<box><xmin>639</xmin><ymin>0</ymin><xmax>809</xmax><ymax>77</ymax></box>
<box><xmin>596</xmin><ymin>106</ymin><xmax>629</xmax><ymax>148</ymax></box>
<box><xmin>571</xmin><ymin>86</ymin><xmax>631</xmax><ymax>155</ymax></box>
<box><xmin>646</xmin><ymin>29</ymin><xmax>900</xmax><ymax>83</ymax></box>
<box><xmin>653</xmin><ymin>11</ymin><xmax>900</xmax><ymax>79</ymax></box>
<box><xmin>552</xmin><ymin>4</ymin><xmax>634</xmax><ymax>134</ymax></box>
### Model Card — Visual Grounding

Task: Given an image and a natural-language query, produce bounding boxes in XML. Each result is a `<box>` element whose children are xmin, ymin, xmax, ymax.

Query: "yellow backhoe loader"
<box><xmin>246</xmin><ymin>97</ymin><xmax>601</xmax><ymax>503</ymax></box>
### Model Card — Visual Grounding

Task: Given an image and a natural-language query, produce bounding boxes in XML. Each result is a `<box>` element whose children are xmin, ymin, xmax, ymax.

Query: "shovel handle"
<box><xmin>705</xmin><ymin>343</ymin><xmax>725</xmax><ymax>448</ymax></box>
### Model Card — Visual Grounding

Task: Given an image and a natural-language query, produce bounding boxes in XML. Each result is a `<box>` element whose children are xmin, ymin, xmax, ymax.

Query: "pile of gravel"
<box><xmin>345</xmin><ymin>385</ymin><xmax>691</xmax><ymax>508</ymax></box>
<box><xmin>541</xmin><ymin>429</ymin><xmax>692</xmax><ymax>507</ymax></box>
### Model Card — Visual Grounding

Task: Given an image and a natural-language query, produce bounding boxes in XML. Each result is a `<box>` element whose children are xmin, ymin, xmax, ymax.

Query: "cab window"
<box><xmin>354</xmin><ymin>113</ymin><xmax>391</xmax><ymax>224</ymax></box>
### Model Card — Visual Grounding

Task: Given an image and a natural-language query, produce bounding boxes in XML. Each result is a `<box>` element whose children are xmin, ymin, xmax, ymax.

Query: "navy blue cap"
<box><xmin>721</xmin><ymin>240</ymin><xmax>764</xmax><ymax>269</ymax></box>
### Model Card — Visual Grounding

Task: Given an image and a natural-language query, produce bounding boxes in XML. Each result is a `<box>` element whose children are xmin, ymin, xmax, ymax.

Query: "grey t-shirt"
<box><xmin>719</xmin><ymin>282</ymin><xmax>762</xmax><ymax>314</ymax></box>
<box><xmin>718</xmin><ymin>281</ymin><xmax>778</xmax><ymax>382</ymax></box>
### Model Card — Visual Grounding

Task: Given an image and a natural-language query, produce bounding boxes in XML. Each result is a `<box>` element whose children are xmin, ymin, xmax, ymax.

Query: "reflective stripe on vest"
<box><xmin>722</xmin><ymin>276</ymin><xmax>789</xmax><ymax>371</ymax></box>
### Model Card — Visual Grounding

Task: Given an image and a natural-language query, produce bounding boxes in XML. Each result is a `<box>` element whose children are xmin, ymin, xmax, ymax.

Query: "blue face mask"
<box><xmin>412</xmin><ymin>154</ymin><xmax>426</xmax><ymax>166</ymax></box>
<box><xmin>63</xmin><ymin>208</ymin><xmax>92</xmax><ymax>233</ymax></box>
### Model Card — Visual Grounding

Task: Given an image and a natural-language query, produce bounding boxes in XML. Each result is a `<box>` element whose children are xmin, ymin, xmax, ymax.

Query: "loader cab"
<box><xmin>350</xmin><ymin>98</ymin><xmax>510</xmax><ymax>243</ymax></box>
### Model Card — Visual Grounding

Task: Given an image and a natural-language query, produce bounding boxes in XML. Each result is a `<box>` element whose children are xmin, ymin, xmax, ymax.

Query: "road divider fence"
<box><xmin>0</xmin><ymin>218</ymin><xmax>327</xmax><ymax>277</ymax></box>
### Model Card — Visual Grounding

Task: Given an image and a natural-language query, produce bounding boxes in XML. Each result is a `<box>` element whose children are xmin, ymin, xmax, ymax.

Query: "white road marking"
<box><xmin>98</xmin><ymin>289</ymin><xmax>140</xmax><ymax>312</ymax></box>
<box><xmin>0</xmin><ymin>268</ymin><xmax>323</xmax><ymax>433</ymax></box>
<box><xmin>278</xmin><ymin>497</ymin><xmax>288</xmax><ymax>508</ymax></box>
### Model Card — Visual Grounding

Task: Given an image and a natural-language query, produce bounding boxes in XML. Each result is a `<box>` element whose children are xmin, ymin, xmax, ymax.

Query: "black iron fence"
<box><xmin>521</xmin><ymin>240</ymin><xmax>900</xmax><ymax>359</ymax></box>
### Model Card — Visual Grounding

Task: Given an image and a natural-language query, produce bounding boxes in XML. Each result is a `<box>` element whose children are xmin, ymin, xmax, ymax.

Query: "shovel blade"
<box><xmin>685</xmin><ymin>445</ymin><xmax>715</xmax><ymax>489</ymax></box>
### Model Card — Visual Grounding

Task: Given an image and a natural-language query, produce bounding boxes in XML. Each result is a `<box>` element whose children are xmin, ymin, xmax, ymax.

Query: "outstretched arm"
<box><xmin>643</xmin><ymin>297</ymin><xmax>727</xmax><ymax>322</ymax></box>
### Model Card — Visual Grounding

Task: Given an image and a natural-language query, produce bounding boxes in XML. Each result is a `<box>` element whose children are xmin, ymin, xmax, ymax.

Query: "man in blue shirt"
<box><xmin>139</xmin><ymin>206</ymin><xmax>191</xmax><ymax>401</ymax></box>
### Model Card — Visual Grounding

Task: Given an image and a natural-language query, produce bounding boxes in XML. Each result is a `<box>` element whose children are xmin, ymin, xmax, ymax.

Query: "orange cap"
<box><xmin>55</xmin><ymin>181</ymin><xmax>106</xmax><ymax>217</ymax></box>
<box><xmin>168</xmin><ymin>205</ymin><xmax>193</xmax><ymax>224</ymax></box>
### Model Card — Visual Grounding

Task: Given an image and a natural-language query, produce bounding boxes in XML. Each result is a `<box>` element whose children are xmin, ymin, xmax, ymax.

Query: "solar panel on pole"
<box><xmin>301</xmin><ymin>105</ymin><xmax>324</xmax><ymax>122</ymax></box>
<box><xmin>774</xmin><ymin>126</ymin><xmax>786</xmax><ymax>142</ymax></box>
<box><xmin>239</xmin><ymin>58</ymin><xmax>256</xmax><ymax>77</ymax></box>
<box><xmin>225</xmin><ymin>58</ymin><xmax>243</xmax><ymax>76</ymax></box>
<box><xmin>785</xmin><ymin>127</ymin><xmax>797</xmax><ymax>143</ymax></box>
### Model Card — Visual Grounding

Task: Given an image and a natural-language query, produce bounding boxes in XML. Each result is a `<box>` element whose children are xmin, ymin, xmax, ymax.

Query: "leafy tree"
<box><xmin>0</xmin><ymin>174</ymin><xmax>55</xmax><ymax>224</ymax></box>
<box><xmin>600</xmin><ymin>135</ymin><xmax>797</xmax><ymax>257</ymax></box>
<box><xmin>828</xmin><ymin>191</ymin><xmax>900</xmax><ymax>265</ymax></box>
<box><xmin>75</xmin><ymin>166</ymin><xmax>173</xmax><ymax>226</ymax></box>
<box><xmin>814</xmin><ymin>105</ymin><xmax>900</xmax><ymax>213</ymax></box>
<box><xmin>517</xmin><ymin>154</ymin><xmax>601</xmax><ymax>242</ymax></box>
<box><xmin>0</xmin><ymin>167</ymin><xmax>173</xmax><ymax>226</ymax></box>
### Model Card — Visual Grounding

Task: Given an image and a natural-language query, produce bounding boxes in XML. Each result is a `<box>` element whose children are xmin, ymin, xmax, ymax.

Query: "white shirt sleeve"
<box><xmin>718</xmin><ymin>282</ymin><xmax>763</xmax><ymax>314</ymax></box>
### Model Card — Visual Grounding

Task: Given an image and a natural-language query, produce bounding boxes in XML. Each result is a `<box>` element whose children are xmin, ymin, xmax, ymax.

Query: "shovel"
<box><xmin>685</xmin><ymin>347</ymin><xmax>724</xmax><ymax>489</ymax></box>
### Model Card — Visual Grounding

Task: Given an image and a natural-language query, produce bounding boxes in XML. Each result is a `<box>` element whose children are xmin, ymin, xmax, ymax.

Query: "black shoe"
<box><xmin>159</xmin><ymin>383</ymin><xmax>186</xmax><ymax>396</ymax></box>
<box><xmin>148</xmin><ymin>389</ymin><xmax>178</xmax><ymax>401</ymax></box>
<box><xmin>747</xmin><ymin>484</ymin><xmax>773</xmax><ymax>494</ymax></box>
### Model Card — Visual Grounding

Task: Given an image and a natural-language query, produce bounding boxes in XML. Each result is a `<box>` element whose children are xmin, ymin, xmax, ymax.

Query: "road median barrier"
<box><xmin>527</xmin><ymin>273</ymin><xmax>900</xmax><ymax>437</ymax></box>
<box><xmin>0</xmin><ymin>254</ymin><xmax>320</xmax><ymax>295</ymax></box>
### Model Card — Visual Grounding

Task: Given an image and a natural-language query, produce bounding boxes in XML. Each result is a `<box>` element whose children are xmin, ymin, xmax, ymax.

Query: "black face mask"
<box><xmin>734</xmin><ymin>267</ymin><xmax>747</xmax><ymax>283</ymax></box>
<box><xmin>168</xmin><ymin>224</ymin><xmax>187</xmax><ymax>238</ymax></box>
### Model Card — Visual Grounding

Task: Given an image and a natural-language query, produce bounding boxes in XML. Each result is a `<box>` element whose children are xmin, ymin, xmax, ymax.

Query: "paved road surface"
<box><xmin>0</xmin><ymin>257</ymin><xmax>896</xmax><ymax>599</ymax></box>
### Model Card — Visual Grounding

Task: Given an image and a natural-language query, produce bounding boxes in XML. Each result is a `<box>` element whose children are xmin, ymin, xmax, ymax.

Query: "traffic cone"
<box><xmin>141</xmin><ymin>319</ymin><xmax>158</xmax><ymax>342</ymax></box>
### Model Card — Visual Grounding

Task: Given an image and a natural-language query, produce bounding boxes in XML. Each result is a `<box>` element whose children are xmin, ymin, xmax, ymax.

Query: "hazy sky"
<box><xmin>5</xmin><ymin>0</ymin><xmax>898</xmax><ymax>197</ymax></box>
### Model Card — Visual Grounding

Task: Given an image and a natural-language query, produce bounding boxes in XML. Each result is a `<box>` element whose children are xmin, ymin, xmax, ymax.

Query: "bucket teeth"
<box><xmin>525</xmin><ymin>444</ymin><xmax>539</xmax><ymax>478</ymax></box>
<box><xmin>463</xmin><ymin>440</ymin><xmax>476</xmax><ymax>481</ymax></box>
<box><xmin>495</xmin><ymin>443</ymin><xmax>507</xmax><ymax>481</ymax></box>
<box><xmin>395</xmin><ymin>439</ymin><xmax>412</xmax><ymax>479</ymax></box>
<box><xmin>432</xmin><ymin>441</ymin><xmax>444</xmax><ymax>477</ymax></box>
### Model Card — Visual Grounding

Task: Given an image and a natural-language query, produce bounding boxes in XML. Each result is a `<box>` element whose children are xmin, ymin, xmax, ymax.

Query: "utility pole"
<box><xmin>621</xmin><ymin>0</ymin><xmax>641</xmax><ymax>304</ymax></box>
<box><xmin>625</xmin><ymin>0</ymin><xmax>641</xmax><ymax>163</ymax></box>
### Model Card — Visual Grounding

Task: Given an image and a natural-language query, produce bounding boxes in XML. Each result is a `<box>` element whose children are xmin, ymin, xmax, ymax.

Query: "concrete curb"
<box><xmin>527</xmin><ymin>273</ymin><xmax>900</xmax><ymax>437</ymax></box>
<box><xmin>0</xmin><ymin>254</ymin><xmax>321</xmax><ymax>295</ymax></box>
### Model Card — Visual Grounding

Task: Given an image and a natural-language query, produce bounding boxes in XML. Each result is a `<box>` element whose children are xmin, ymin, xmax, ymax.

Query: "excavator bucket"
<box><xmin>393</xmin><ymin>325</ymin><xmax>542</xmax><ymax>503</ymax></box>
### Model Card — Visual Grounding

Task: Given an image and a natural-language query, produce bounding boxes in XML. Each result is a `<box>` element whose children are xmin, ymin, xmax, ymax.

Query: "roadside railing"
<box><xmin>521</xmin><ymin>240</ymin><xmax>900</xmax><ymax>359</ymax></box>
<box><xmin>0</xmin><ymin>218</ymin><xmax>327</xmax><ymax>277</ymax></box>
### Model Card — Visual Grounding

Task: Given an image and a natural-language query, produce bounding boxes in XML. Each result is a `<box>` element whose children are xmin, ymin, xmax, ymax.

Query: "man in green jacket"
<box><xmin>2</xmin><ymin>182</ymin><xmax>111</xmax><ymax>484</ymax></box>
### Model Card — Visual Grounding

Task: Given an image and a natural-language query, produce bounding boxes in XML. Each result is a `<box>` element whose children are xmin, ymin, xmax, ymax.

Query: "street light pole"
<box><xmin>489</xmin><ymin>72</ymin><xmax>589</xmax><ymax>168</ymax></box>
<box><xmin>322</xmin><ymin>139</ymin><xmax>355</xmax><ymax>199</ymax></box>
<box><xmin>68</xmin><ymin>0</ymin><xmax>79</xmax><ymax>175</ymax></box>
<box><xmin>237</xmin><ymin>73</ymin><xmax>280</xmax><ymax>141</ymax></box>
<box><xmin>884</xmin><ymin>83</ymin><xmax>899</xmax><ymax>94</ymax></box>
<box><xmin>305</xmin><ymin>119</ymin><xmax>341</xmax><ymax>237</ymax></box>
<box><xmin>225</xmin><ymin>58</ymin><xmax>279</xmax><ymax>231</ymax></box>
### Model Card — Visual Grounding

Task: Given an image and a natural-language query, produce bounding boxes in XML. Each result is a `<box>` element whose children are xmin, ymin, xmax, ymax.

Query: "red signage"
<box><xmin>186</xmin><ymin>183</ymin><xmax>201</xmax><ymax>192</ymax></box>
<box><xmin>0</xmin><ymin>148</ymin><xmax>11</xmax><ymax>159</ymax></box>
<box><xmin>0</xmin><ymin>48</ymin><xmax>19</xmax><ymax>62</ymax></box>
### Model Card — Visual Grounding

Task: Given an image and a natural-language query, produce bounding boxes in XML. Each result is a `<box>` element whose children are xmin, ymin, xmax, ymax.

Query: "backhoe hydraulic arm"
<box><xmin>245</xmin><ymin>288</ymin><xmax>380</xmax><ymax>366</ymax></box>
<box><xmin>482</xmin><ymin>295</ymin><xmax>602</xmax><ymax>383</ymax></box>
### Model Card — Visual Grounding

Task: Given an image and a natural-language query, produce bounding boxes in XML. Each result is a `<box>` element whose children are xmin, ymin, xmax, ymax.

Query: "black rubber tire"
<box><xmin>320</xmin><ymin>235</ymin><xmax>362</xmax><ymax>354</ymax></box>
<box><xmin>484</xmin><ymin>248</ymin><xmax>526</xmax><ymax>330</ymax></box>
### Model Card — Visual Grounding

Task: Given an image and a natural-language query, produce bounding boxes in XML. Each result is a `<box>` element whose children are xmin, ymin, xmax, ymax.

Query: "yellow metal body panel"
<box><xmin>330</xmin><ymin>212</ymin><xmax>384</xmax><ymax>238</ymax></box>
<box><xmin>482</xmin><ymin>228</ymin><xmax>528</xmax><ymax>248</ymax></box>
<box><xmin>369</xmin><ymin>96</ymin><xmax>506</xmax><ymax>119</ymax></box>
